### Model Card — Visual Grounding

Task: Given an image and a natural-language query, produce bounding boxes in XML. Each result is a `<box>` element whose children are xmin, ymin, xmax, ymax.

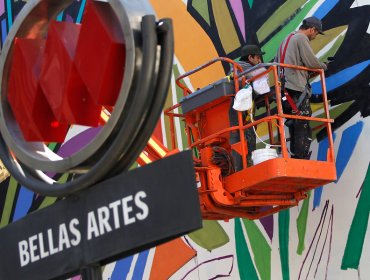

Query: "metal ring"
<box><xmin>0</xmin><ymin>0</ymin><xmax>154</xmax><ymax>172</ymax></box>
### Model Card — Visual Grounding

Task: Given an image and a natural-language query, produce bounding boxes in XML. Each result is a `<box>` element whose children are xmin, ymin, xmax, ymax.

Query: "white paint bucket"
<box><xmin>252</xmin><ymin>148</ymin><xmax>278</xmax><ymax>165</ymax></box>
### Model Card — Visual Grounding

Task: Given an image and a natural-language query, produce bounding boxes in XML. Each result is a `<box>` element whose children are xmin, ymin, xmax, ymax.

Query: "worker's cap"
<box><xmin>241</xmin><ymin>44</ymin><xmax>266</xmax><ymax>57</ymax></box>
<box><xmin>303</xmin><ymin>16</ymin><xmax>324</xmax><ymax>35</ymax></box>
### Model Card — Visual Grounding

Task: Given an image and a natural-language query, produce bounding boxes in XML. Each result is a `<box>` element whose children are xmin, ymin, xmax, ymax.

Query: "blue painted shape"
<box><xmin>110</xmin><ymin>255</ymin><xmax>134</xmax><ymax>280</ymax></box>
<box><xmin>76</xmin><ymin>0</ymin><xmax>87</xmax><ymax>24</ymax></box>
<box><xmin>6</xmin><ymin>0</ymin><xmax>12</xmax><ymax>28</ymax></box>
<box><xmin>132</xmin><ymin>250</ymin><xmax>150</xmax><ymax>280</ymax></box>
<box><xmin>1</xmin><ymin>18</ymin><xmax>7</xmax><ymax>44</ymax></box>
<box><xmin>313</xmin><ymin>133</ymin><xmax>336</xmax><ymax>209</ymax></box>
<box><xmin>13</xmin><ymin>187</ymin><xmax>34</xmax><ymax>221</ymax></box>
<box><xmin>313</xmin><ymin>0</ymin><xmax>339</xmax><ymax>19</ymax></box>
<box><xmin>57</xmin><ymin>11</ymin><xmax>64</xmax><ymax>22</ymax></box>
<box><xmin>312</xmin><ymin>60</ymin><xmax>370</xmax><ymax>95</ymax></box>
<box><xmin>336</xmin><ymin>122</ymin><xmax>364</xmax><ymax>182</ymax></box>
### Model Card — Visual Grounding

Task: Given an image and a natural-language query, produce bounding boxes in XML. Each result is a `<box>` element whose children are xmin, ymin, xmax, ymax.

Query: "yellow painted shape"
<box><xmin>311</xmin><ymin>25</ymin><xmax>348</xmax><ymax>53</ymax></box>
<box><xmin>0</xmin><ymin>160</ymin><xmax>9</xmax><ymax>183</ymax></box>
<box><xmin>139</xmin><ymin>152</ymin><xmax>152</xmax><ymax>165</ymax></box>
<box><xmin>150</xmin><ymin>0</ymin><xmax>225</xmax><ymax>89</ymax></box>
<box><xmin>211</xmin><ymin>0</ymin><xmax>240</xmax><ymax>54</ymax></box>
<box><xmin>148</xmin><ymin>137</ymin><xmax>167</xmax><ymax>157</ymax></box>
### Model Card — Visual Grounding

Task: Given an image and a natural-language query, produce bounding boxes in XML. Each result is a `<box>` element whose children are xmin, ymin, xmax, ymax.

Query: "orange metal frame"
<box><xmin>161</xmin><ymin>58</ymin><xmax>336</xmax><ymax>220</ymax></box>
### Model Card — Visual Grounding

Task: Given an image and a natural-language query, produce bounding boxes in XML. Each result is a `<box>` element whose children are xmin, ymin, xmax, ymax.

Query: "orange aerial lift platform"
<box><xmin>148</xmin><ymin>57</ymin><xmax>336</xmax><ymax>220</ymax></box>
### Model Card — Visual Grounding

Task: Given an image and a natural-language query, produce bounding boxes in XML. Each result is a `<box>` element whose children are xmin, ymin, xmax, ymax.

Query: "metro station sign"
<box><xmin>0</xmin><ymin>151</ymin><xmax>201</xmax><ymax>280</ymax></box>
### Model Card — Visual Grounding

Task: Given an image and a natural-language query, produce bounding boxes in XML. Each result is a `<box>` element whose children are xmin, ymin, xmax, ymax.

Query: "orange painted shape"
<box><xmin>149</xmin><ymin>0</ymin><xmax>225</xmax><ymax>88</ymax></box>
<box><xmin>149</xmin><ymin>238</ymin><xmax>196</xmax><ymax>280</ymax></box>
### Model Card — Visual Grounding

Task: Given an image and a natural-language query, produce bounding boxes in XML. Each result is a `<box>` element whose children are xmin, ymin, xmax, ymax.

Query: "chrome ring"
<box><xmin>0</xmin><ymin>0</ymin><xmax>155</xmax><ymax>172</ymax></box>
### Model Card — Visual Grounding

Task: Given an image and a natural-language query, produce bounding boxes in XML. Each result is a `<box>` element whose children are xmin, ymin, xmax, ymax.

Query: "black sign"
<box><xmin>0</xmin><ymin>151</ymin><xmax>202</xmax><ymax>280</ymax></box>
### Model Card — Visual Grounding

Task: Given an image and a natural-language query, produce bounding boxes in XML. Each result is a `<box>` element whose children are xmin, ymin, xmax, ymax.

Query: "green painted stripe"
<box><xmin>192</xmin><ymin>0</ymin><xmax>210</xmax><ymax>26</ymax></box>
<box><xmin>257</xmin><ymin>0</ymin><xmax>307</xmax><ymax>43</ymax></box>
<box><xmin>248</xmin><ymin>0</ymin><xmax>254</xmax><ymax>8</ymax></box>
<box><xmin>38</xmin><ymin>196</ymin><xmax>58</xmax><ymax>210</ymax></box>
<box><xmin>318</xmin><ymin>35</ymin><xmax>346</xmax><ymax>62</ymax></box>
<box><xmin>279</xmin><ymin>209</ymin><xmax>290</xmax><ymax>280</ymax></box>
<box><xmin>262</xmin><ymin>0</ymin><xmax>319</xmax><ymax>62</ymax></box>
<box><xmin>341</xmin><ymin>164</ymin><xmax>370</xmax><ymax>269</ymax></box>
<box><xmin>235</xmin><ymin>218</ymin><xmax>259</xmax><ymax>280</ymax></box>
<box><xmin>48</xmin><ymin>143</ymin><xmax>58</xmax><ymax>151</ymax></box>
<box><xmin>188</xmin><ymin>220</ymin><xmax>229</xmax><ymax>250</ymax></box>
<box><xmin>129</xmin><ymin>162</ymin><xmax>138</xmax><ymax>170</ymax></box>
<box><xmin>311</xmin><ymin>101</ymin><xmax>354</xmax><ymax>140</ymax></box>
<box><xmin>0</xmin><ymin>177</ymin><xmax>18</xmax><ymax>228</ymax></box>
<box><xmin>243</xmin><ymin>219</ymin><xmax>271</xmax><ymax>280</ymax></box>
<box><xmin>38</xmin><ymin>173</ymin><xmax>69</xmax><ymax>210</ymax></box>
<box><xmin>311</xmin><ymin>25</ymin><xmax>348</xmax><ymax>54</ymax></box>
<box><xmin>297</xmin><ymin>191</ymin><xmax>311</xmax><ymax>255</ymax></box>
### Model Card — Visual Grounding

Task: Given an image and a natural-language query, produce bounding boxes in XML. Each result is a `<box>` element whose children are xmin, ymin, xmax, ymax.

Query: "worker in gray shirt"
<box><xmin>275</xmin><ymin>16</ymin><xmax>327</xmax><ymax>159</ymax></box>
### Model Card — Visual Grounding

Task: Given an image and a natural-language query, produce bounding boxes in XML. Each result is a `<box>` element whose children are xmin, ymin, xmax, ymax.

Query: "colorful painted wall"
<box><xmin>1</xmin><ymin>0</ymin><xmax>370</xmax><ymax>279</ymax></box>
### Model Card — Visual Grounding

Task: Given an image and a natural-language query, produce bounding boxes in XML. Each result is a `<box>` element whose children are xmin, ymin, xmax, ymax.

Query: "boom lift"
<box><xmin>140</xmin><ymin>58</ymin><xmax>336</xmax><ymax>220</ymax></box>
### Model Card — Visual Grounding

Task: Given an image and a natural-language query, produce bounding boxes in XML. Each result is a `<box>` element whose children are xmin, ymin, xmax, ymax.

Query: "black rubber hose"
<box><xmin>0</xmin><ymin>15</ymin><xmax>159</xmax><ymax>196</ymax></box>
<box><xmin>110</xmin><ymin>18</ymin><xmax>174</xmax><ymax>174</ymax></box>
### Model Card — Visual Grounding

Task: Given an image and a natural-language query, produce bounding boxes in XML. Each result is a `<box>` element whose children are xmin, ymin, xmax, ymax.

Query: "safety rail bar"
<box><xmin>175</xmin><ymin>57</ymin><xmax>244</xmax><ymax>95</ymax></box>
<box><xmin>165</xmin><ymin>59</ymin><xmax>335</xmax><ymax>170</ymax></box>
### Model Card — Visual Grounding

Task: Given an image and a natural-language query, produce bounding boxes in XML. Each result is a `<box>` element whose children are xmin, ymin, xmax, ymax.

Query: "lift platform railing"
<box><xmin>166</xmin><ymin>60</ymin><xmax>335</xmax><ymax>170</ymax></box>
<box><xmin>165</xmin><ymin>57</ymin><xmax>244</xmax><ymax>151</ymax></box>
<box><xmin>175</xmin><ymin>57</ymin><xmax>244</xmax><ymax>96</ymax></box>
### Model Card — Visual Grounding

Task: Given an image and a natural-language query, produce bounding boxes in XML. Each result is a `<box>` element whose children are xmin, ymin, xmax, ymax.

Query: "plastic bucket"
<box><xmin>252</xmin><ymin>148</ymin><xmax>278</xmax><ymax>165</ymax></box>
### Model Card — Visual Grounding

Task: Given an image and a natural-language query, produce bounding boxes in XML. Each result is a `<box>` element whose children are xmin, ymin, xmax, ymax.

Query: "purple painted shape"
<box><xmin>71</xmin><ymin>276</ymin><xmax>81</xmax><ymax>280</ymax></box>
<box><xmin>259</xmin><ymin>207</ymin><xmax>274</xmax><ymax>240</ymax></box>
<box><xmin>229</xmin><ymin>0</ymin><xmax>245</xmax><ymax>41</ymax></box>
<box><xmin>65</xmin><ymin>14</ymin><xmax>74</xmax><ymax>23</ymax></box>
<box><xmin>45</xmin><ymin>127</ymin><xmax>102</xmax><ymax>178</ymax></box>
<box><xmin>58</xmin><ymin>127</ymin><xmax>102</xmax><ymax>157</ymax></box>
<box><xmin>0</xmin><ymin>2</ymin><xmax>4</xmax><ymax>16</ymax></box>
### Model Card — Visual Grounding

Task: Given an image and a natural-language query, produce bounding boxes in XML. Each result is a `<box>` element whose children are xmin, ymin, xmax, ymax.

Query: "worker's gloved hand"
<box><xmin>327</xmin><ymin>56</ymin><xmax>335</xmax><ymax>63</ymax></box>
<box><xmin>324</xmin><ymin>56</ymin><xmax>335</xmax><ymax>68</ymax></box>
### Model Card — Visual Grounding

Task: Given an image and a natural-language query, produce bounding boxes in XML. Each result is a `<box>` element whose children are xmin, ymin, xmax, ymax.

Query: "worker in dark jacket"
<box><xmin>229</xmin><ymin>44</ymin><xmax>266</xmax><ymax>170</ymax></box>
<box><xmin>275</xmin><ymin>17</ymin><xmax>327</xmax><ymax>159</ymax></box>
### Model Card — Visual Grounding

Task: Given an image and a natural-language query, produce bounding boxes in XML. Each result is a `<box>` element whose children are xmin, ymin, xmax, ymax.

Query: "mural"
<box><xmin>0</xmin><ymin>0</ymin><xmax>369</xmax><ymax>279</ymax></box>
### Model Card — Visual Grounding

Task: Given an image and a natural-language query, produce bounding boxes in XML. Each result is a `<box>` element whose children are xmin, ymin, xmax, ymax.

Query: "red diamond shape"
<box><xmin>8</xmin><ymin>38</ymin><xmax>68</xmax><ymax>142</ymax></box>
<box><xmin>7</xmin><ymin>2</ymin><xmax>126</xmax><ymax>143</ymax></box>
<box><xmin>39</xmin><ymin>21</ymin><xmax>102</xmax><ymax>126</ymax></box>
<box><xmin>75</xmin><ymin>0</ymin><xmax>126</xmax><ymax>106</ymax></box>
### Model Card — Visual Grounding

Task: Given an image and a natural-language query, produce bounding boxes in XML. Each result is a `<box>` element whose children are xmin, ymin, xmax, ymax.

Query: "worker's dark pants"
<box><xmin>283</xmin><ymin>88</ymin><xmax>312</xmax><ymax>159</ymax></box>
<box><xmin>229</xmin><ymin>101</ymin><xmax>256</xmax><ymax>170</ymax></box>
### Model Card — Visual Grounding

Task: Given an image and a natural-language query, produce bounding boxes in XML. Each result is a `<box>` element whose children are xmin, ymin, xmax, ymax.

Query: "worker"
<box><xmin>229</xmin><ymin>44</ymin><xmax>268</xmax><ymax>170</ymax></box>
<box><xmin>274</xmin><ymin>17</ymin><xmax>327</xmax><ymax>159</ymax></box>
